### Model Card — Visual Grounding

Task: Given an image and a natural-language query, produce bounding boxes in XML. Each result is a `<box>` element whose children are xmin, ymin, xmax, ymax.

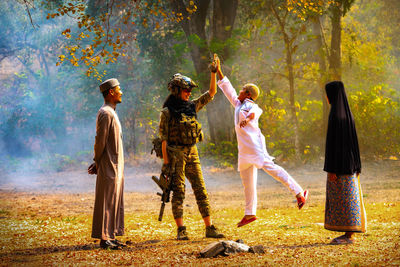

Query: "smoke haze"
<box><xmin>1</xmin><ymin>1</ymin><xmax>399</xmax><ymax>192</ymax></box>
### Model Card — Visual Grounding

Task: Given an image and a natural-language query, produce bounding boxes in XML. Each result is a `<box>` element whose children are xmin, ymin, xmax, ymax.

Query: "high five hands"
<box><xmin>209</xmin><ymin>54</ymin><xmax>218</xmax><ymax>73</ymax></box>
<box><xmin>210</xmin><ymin>53</ymin><xmax>224</xmax><ymax>80</ymax></box>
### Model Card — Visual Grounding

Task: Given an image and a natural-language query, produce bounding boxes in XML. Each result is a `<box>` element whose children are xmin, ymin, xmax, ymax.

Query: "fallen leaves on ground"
<box><xmin>0</xmin><ymin>166</ymin><xmax>400</xmax><ymax>266</ymax></box>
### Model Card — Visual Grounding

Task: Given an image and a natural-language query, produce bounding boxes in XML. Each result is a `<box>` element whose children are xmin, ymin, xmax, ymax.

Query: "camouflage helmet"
<box><xmin>168</xmin><ymin>73</ymin><xmax>198</xmax><ymax>96</ymax></box>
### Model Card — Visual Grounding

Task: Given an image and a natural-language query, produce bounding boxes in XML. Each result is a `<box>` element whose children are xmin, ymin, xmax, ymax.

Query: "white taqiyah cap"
<box><xmin>99</xmin><ymin>78</ymin><xmax>120</xmax><ymax>93</ymax></box>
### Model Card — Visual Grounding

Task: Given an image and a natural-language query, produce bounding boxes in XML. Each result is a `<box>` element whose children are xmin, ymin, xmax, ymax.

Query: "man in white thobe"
<box><xmin>214</xmin><ymin>55</ymin><xmax>308</xmax><ymax>227</ymax></box>
<box><xmin>88</xmin><ymin>78</ymin><xmax>125</xmax><ymax>249</ymax></box>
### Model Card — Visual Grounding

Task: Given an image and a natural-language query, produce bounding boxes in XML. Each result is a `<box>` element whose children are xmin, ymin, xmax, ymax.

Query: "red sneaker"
<box><xmin>297</xmin><ymin>190</ymin><xmax>308</xmax><ymax>210</ymax></box>
<box><xmin>237</xmin><ymin>216</ymin><xmax>257</xmax><ymax>227</ymax></box>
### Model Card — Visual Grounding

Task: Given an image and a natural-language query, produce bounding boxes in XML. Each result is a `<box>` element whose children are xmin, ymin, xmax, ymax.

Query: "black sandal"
<box><xmin>330</xmin><ymin>234</ymin><xmax>355</xmax><ymax>245</ymax></box>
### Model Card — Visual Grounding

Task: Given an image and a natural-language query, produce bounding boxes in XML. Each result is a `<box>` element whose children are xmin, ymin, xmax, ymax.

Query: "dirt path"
<box><xmin>1</xmin><ymin>159</ymin><xmax>399</xmax><ymax>193</ymax></box>
<box><xmin>0</xmin><ymin>159</ymin><xmax>399</xmax><ymax>266</ymax></box>
<box><xmin>0</xmin><ymin>160</ymin><xmax>399</xmax><ymax>218</ymax></box>
<box><xmin>1</xmin><ymin>159</ymin><xmax>399</xmax><ymax>194</ymax></box>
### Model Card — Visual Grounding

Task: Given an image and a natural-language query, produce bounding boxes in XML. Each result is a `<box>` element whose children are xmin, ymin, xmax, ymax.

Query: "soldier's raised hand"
<box><xmin>209</xmin><ymin>54</ymin><xmax>218</xmax><ymax>73</ymax></box>
<box><xmin>214</xmin><ymin>53</ymin><xmax>221</xmax><ymax>71</ymax></box>
<box><xmin>214</xmin><ymin>53</ymin><xmax>224</xmax><ymax>80</ymax></box>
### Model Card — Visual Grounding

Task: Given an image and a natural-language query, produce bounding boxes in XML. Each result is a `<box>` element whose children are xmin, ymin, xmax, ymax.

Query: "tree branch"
<box><xmin>318</xmin><ymin>15</ymin><xmax>330</xmax><ymax>60</ymax></box>
<box><xmin>23</xmin><ymin>0</ymin><xmax>38</xmax><ymax>29</ymax></box>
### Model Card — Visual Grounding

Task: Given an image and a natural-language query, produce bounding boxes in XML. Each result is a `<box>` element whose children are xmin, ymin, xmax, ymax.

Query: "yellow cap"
<box><xmin>243</xmin><ymin>83</ymin><xmax>260</xmax><ymax>100</ymax></box>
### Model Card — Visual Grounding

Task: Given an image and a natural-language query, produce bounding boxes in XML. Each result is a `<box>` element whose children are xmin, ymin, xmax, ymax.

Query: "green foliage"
<box><xmin>1</xmin><ymin>0</ymin><xmax>400</xmax><ymax>169</ymax></box>
<box><xmin>350</xmin><ymin>84</ymin><xmax>400</xmax><ymax>157</ymax></box>
<box><xmin>41</xmin><ymin>0</ymin><xmax>197</xmax><ymax>80</ymax></box>
<box><xmin>298</xmin><ymin>99</ymin><xmax>323</xmax><ymax>159</ymax></box>
<box><xmin>258</xmin><ymin>90</ymin><xmax>294</xmax><ymax>158</ymax></box>
<box><xmin>187</xmin><ymin>34</ymin><xmax>207</xmax><ymax>49</ymax></box>
<box><xmin>223</xmin><ymin>0</ymin><xmax>400</xmax><ymax>162</ymax></box>
<box><xmin>40</xmin><ymin>154</ymin><xmax>77</xmax><ymax>172</ymax></box>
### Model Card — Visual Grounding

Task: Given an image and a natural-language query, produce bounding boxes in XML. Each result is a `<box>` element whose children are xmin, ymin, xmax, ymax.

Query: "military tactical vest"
<box><xmin>164</xmin><ymin>110</ymin><xmax>203</xmax><ymax>145</ymax></box>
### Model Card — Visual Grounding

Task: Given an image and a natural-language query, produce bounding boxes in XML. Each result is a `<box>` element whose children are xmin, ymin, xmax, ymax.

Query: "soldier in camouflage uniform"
<box><xmin>159</xmin><ymin>60</ymin><xmax>224</xmax><ymax>240</ymax></box>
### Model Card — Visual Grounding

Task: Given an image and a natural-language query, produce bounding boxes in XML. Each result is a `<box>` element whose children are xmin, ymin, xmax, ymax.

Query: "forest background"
<box><xmin>0</xmin><ymin>0</ymin><xmax>399</xmax><ymax>175</ymax></box>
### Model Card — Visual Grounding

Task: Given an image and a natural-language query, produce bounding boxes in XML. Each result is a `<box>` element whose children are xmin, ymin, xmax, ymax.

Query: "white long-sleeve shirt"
<box><xmin>218</xmin><ymin>76</ymin><xmax>274</xmax><ymax>171</ymax></box>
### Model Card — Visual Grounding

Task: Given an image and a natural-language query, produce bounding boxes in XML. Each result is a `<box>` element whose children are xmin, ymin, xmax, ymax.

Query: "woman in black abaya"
<box><xmin>324</xmin><ymin>81</ymin><xmax>367</xmax><ymax>244</ymax></box>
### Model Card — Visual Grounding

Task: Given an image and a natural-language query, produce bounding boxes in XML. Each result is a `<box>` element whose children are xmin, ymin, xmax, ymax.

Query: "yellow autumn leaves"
<box><xmin>49</xmin><ymin>1</ymin><xmax>197</xmax><ymax>80</ymax></box>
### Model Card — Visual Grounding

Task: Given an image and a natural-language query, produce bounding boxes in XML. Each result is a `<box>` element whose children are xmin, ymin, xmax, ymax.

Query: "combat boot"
<box><xmin>205</xmin><ymin>225</ymin><xmax>225</xmax><ymax>238</ymax></box>
<box><xmin>177</xmin><ymin>226</ymin><xmax>189</xmax><ymax>240</ymax></box>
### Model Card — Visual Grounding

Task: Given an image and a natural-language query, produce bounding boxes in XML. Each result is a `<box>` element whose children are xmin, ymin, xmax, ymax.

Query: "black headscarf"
<box><xmin>324</xmin><ymin>81</ymin><xmax>361</xmax><ymax>175</ymax></box>
<box><xmin>163</xmin><ymin>94</ymin><xmax>196</xmax><ymax>119</ymax></box>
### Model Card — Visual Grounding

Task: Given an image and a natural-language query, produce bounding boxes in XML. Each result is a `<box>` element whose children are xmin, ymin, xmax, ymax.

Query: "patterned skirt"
<box><xmin>324</xmin><ymin>173</ymin><xmax>367</xmax><ymax>232</ymax></box>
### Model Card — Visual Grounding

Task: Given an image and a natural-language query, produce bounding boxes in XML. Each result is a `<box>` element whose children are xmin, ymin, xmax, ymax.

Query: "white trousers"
<box><xmin>239</xmin><ymin>160</ymin><xmax>303</xmax><ymax>215</ymax></box>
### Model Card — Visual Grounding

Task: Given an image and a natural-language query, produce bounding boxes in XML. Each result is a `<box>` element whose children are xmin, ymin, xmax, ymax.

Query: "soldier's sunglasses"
<box><xmin>182</xmin><ymin>76</ymin><xmax>197</xmax><ymax>87</ymax></box>
<box><xmin>182</xmin><ymin>88</ymin><xmax>192</xmax><ymax>93</ymax></box>
<box><xmin>182</xmin><ymin>76</ymin><xmax>191</xmax><ymax>83</ymax></box>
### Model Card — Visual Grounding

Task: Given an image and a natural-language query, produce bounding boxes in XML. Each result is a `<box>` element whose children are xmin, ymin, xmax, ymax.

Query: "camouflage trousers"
<box><xmin>169</xmin><ymin>145</ymin><xmax>210</xmax><ymax>219</ymax></box>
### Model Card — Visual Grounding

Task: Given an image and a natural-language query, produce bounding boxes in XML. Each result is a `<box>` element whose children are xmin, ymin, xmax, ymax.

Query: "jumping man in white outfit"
<box><xmin>212</xmin><ymin>54</ymin><xmax>308</xmax><ymax>227</ymax></box>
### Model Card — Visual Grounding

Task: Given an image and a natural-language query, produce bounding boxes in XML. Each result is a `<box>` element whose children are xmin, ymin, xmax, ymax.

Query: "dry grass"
<box><xmin>0</xmin><ymin>160</ymin><xmax>399</xmax><ymax>266</ymax></box>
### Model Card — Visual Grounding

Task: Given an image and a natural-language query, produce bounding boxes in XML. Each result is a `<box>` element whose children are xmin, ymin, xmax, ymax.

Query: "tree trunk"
<box><xmin>211</xmin><ymin>0</ymin><xmax>238</xmax><ymax>53</ymax></box>
<box><xmin>205</xmin><ymin>0</ymin><xmax>238</xmax><ymax>143</ymax></box>
<box><xmin>270</xmin><ymin>2</ymin><xmax>301</xmax><ymax>160</ymax></box>
<box><xmin>39</xmin><ymin>49</ymin><xmax>50</xmax><ymax>77</ymax></box>
<box><xmin>170</xmin><ymin>0</ymin><xmax>237</xmax><ymax>143</ymax></box>
<box><xmin>170</xmin><ymin>0</ymin><xmax>210</xmax><ymax>77</ymax></box>
<box><xmin>130</xmin><ymin>114</ymin><xmax>136</xmax><ymax>155</ymax></box>
<box><xmin>285</xmin><ymin>37</ymin><xmax>300</xmax><ymax>160</ymax></box>
<box><xmin>329</xmin><ymin>4</ymin><xmax>342</xmax><ymax>80</ymax></box>
<box><xmin>311</xmin><ymin>16</ymin><xmax>329</xmax><ymax>139</ymax></box>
